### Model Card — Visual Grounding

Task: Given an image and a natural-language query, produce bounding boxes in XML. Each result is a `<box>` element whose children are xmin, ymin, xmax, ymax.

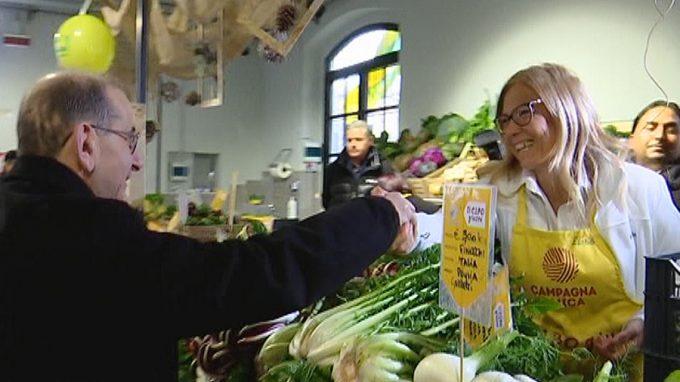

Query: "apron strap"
<box><xmin>516</xmin><ymin>186</ymin><xmax>528</xmax><ymax>227</ymax></box>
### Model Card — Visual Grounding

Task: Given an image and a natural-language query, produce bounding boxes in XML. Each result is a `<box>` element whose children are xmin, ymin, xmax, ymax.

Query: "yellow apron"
<box><xmin>509</xmin><ymin>187</ymin><xmax>643</xmax><ymax>381</ymax></box>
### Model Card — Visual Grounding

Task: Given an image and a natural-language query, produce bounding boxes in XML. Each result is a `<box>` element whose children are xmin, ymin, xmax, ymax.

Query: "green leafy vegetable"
<box><xmin>665</xmin><ymin>370</ymin><xmax>680</xmax><ymax>382</ymax></box>
<box><xmin>593</xmin><ymin>361</ymin><xmax>613</xmax><ymax>382</ymax></box>
<box><xmin>603</xmin><ymin>125</ymin><xmax>631</xmax><ymax>139</ymax></box>
<box><xmin>260</xmin><ymin>360</ymin><xmax>331</xmax><ymax>382</ymax></box>
<box><xmin>480</xmin><ymin>332</ymin><xmax>561</xmax><ymax>381</ymax></box>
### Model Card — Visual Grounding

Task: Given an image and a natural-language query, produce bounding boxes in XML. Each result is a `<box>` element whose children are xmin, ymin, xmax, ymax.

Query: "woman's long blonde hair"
<box><xmin>482</xmin><ymin>63</ymin><xmax>625</xmax><ymax>220</ymax></box>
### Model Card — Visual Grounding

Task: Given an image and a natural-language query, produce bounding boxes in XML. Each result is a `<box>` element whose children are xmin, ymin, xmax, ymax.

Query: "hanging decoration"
<box><xmin>97</xmin><ymin>0</ymin><xmax>325</xmax><ymax>101</ymax></box>
<box><xmin>53</xmin><ymin>14</ymin><xmax>116</xmax><ymax>73</ymax></box>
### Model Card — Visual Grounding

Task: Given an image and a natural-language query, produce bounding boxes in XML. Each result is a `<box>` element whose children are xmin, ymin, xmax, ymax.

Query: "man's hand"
<box><xmin>593</xmin><ymin>319</ymin><xmax>643</xmax><ymax>360</ymax></box>
<box><xmin>372</xmin><ymin>188</ymin><xmax>417</xmax><ymax>254</ymax></box>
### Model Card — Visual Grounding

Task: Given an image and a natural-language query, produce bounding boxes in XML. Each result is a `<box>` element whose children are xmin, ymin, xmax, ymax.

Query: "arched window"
<box><xmin>324</xmin><ymin>23</ymin><xmax>401</xmax><ymax>165</ymax></box>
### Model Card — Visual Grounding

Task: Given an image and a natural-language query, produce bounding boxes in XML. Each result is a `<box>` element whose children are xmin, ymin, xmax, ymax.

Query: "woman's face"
<box><xmin>498</xmin><ymin>84</ymin><xmax>557</xmax><ymax>173</ymax></box>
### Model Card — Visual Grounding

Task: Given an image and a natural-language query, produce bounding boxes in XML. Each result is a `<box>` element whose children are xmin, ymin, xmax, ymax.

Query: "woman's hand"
<box><xmin>593</xmin><ymin>319</ymin><xmax>643</xmax><ymax>360</ymax></box>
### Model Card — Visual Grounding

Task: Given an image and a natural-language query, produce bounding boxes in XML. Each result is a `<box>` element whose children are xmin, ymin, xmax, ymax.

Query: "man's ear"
<box><xmin>75</xmin><ymin>123</ymin><xmax>97</xmax><ymax>173</ymax></box>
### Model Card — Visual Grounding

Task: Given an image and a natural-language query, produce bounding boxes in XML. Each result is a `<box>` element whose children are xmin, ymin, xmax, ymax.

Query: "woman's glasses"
<box><xmin>495</xmin><ymin>99</ymin><xmax>543</xmax><ymax>133</ymax></box>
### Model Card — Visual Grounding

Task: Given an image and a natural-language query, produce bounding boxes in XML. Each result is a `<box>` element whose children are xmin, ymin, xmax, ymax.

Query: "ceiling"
<box><xmin>0</xmin><ymin>0</ymin><xmax>177</xmax><ymax>15</ymax></box>
<box><xmin>0</xmin><ymin>0</ymin><xmax>83</xmax><ymax>15</ymax></box>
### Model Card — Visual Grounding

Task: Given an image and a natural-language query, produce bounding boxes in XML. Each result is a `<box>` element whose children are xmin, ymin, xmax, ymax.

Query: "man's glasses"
<box><xmin>495</xmin><ymin>99</ymin><xmax>543</xmax><ymax>133</ymax></box>
<box><xmin>91</xmin><ymin>124</ymin><xmax>140</xmax><ymax>153</ymax></box>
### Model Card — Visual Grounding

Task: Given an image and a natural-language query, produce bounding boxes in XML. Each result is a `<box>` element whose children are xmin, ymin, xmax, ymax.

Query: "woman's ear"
<box><xmin>75</xmin><ymin>124</ymin><xmax>97</xmax><ymax>174</ymax></box>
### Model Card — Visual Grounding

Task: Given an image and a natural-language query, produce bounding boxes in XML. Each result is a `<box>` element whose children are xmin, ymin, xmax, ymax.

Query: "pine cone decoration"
<box><xmin>257</xmin><ymin>30</ymin><xmax>288</xmax><ymax>63</ymax></box>
<box><xmin>276</xmin><ymin>4</ymin><xmax>298</xmax><ymax>32</ymax></box>
<box><xmin>185</xmin><ymin>91</ymin><xmax>202</xmax><ymax>106</ymax></box>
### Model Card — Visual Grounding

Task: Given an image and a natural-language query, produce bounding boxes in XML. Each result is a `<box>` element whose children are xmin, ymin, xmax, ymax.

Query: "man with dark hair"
<box><xmin>0</xmin><ymin>71</ymin><xmax>416</xmax><ymax>381</ymax></box>
<box><xmin>1</xmin><ymin>149</ymin><xmax>16</xmax><ymax>174</ymax></box>
<box><xmin>629</xmin><ymin>100</ymin><xmax>680</xmax><ymax>209</ymax></box>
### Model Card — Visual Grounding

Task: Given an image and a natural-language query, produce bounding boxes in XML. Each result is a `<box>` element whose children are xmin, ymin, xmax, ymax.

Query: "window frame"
<box><xmin>323</xmin><ymin>23</ymin><xmax>400</xmax><ymax>166</ymax></box>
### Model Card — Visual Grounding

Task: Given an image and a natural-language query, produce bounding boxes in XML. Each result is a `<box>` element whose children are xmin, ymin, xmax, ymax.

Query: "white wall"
<box><xmin>0</xmin><ymin>8</ymin><xmax>63</xmax><ymax>151</ymax></box>
<box><xmin>266</xmin><ymin>0</ymin><xmax>680</xmax><ymax>158</ymax></box>
<box><xmin>0</xmin><ymin>7</ymin><xmax>266</xmax><ymax>193</ymax></box>
<box><xmin>145</xmin><ymin>54</ymin><xmax>266</xmax><ymax>192</ymax></box>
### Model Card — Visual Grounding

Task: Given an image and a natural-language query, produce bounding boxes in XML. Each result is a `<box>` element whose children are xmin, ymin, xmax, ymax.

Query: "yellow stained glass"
<box><xmin>346</xmin><ymin>114</ymin><xmax>359</xmax><ymax>124</ymax></box>
<box><xmin>376</xmin><ymin>30</ymin><xmax>401</xmax><ymax>56</ymax></box>
<box><xmin>345</xmin><ymin>75</ymin><xmax>359</xmax><ymax>114</ymax></box>
<box><xmin>368</xmin><ymin>68</ymin><xmax>385</xmax><ymax>109</ymax></box>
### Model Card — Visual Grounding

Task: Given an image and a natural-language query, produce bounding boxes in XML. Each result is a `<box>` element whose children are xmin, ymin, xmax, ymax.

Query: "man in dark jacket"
<box><xmin>323</xmin><ymin>121</ymin><xmax>440</xmax><ymax>214</ymax></box>
<box><xmin>629</xmin><ymin>100</ymin><xmax>680</xmax><ymax>210</ymax></box>
<box><xmin>0</xmin><ymin>72</ymin><xmax>416</xmax><ymax>381</ymax></box>
<box><xmin>323</xmin><ymin>120</ymin><xmax>394</xmax><ymax>209</ymax></box>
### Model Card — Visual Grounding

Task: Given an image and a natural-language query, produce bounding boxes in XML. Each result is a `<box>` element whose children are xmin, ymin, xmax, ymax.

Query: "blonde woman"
<box><xmin>482</xmin><ymin>63</ymin><xmax>680</xmax><ymax>379</ymax></box>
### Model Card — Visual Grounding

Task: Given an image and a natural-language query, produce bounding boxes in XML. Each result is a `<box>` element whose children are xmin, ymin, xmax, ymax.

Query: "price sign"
<box><xmin>439</xmin><ymin>184</ymin><xmax>497</xmax><ymax>325</ymax></box>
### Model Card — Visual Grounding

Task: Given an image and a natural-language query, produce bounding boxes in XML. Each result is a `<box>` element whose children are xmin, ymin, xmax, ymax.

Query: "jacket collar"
<box><xmin>337</xmin><ymin>147</ymin><xmax>381</xmax><ymax>171</ymax></box>
<box><xmin>662</xmin><ymin>159</ymin><xmax>680</xmax><ymax>190</ymax></box>
<box><xmin>3</xmin><ymin>155</ymin><xmax>94</xmax><ymax>197</ymax></box>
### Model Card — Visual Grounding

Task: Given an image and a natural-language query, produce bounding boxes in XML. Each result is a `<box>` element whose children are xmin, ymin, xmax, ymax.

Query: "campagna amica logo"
<box><xmin>542</xmin><ymin>247</ymin><xmax>580</xmax><ymax>283</ymax></box>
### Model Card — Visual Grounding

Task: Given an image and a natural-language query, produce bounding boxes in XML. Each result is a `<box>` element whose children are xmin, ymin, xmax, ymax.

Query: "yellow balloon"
<box><xmin>53</xmin><ymin>14</ymin><xmax>115</xmax><ymax>73</ymax></box>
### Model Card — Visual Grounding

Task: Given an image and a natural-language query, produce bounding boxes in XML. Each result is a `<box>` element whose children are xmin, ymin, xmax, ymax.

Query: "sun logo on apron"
<box><xmin>542</xmin><ymin>247</ymin><xmax>580</xmax><ymax>283</ymax></box>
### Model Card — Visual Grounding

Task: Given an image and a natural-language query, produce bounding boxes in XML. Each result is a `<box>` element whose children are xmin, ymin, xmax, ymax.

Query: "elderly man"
<box><xmin>629</xmin><ymin>100</ymin><xmax>680</xmax><ymax>209</ymax></box>
<box><xmin>323</xmin><ymin>120</ymin><xmax>396</xmax><ymax>209</ymax></box>
<box><xmin>323</xmin><ymin>120</ymin><xmax>440</xmax><ymax>215</ymax></box>
<box><xmin>0</xmin><ymin>72</ymin><xmax>416</xmax><ymax>381</ymax></box>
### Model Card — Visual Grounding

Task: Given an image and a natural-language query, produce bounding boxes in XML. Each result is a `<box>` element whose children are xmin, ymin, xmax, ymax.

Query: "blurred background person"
<box><xmin>323</xmin><ymin>120</ymin><xmax>440</xmax><ymax>214</ymax></box>
<box><xmin>323</xmin><ymin>120</ymin><xmax>393</xmax><ymax>209</ymax></box>
<box><xmin>628</xmin><ymin>100</ymin><xmax>680</xmax><ymax>209</ymax></box>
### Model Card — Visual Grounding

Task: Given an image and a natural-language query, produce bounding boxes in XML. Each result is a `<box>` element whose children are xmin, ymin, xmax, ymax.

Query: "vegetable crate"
<box><xmin>406</xmin><ymin>147</ymin><xmax>488</xmax><ymax>199</ymax></box>
<box><xmin>644</xmin><ymin>353</ymin><xmax>680</xmax><ymax>381</ymax></box>
<box><xmin>643</xmin><ymin>253</ymin><xmax>680</xmax><ymax>381</ymax></box>
<box><xmin>180</xmin><ymin>224</ymin><xmax>228</xmax><ymax>242</ymax></box>
<box><xmin>406</xmin><ymin>176</ymin><xmax>445</xmax><ymax>199</ymax></box>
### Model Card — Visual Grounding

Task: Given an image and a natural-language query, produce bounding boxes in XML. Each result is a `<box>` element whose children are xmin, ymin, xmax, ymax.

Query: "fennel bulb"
<box><xmin>413</xmin><ymin>331</ymin><xmax>519</xmax><ymax>382</ymax></box>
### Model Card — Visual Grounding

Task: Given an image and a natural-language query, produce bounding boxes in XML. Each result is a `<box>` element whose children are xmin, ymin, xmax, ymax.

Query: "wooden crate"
<box><xmin>406</xmin><ymin>159</ymin><xmax>461</xmax><ymax>198</ymax></box>
<box><xmin>180</xmin><ymin>225</ymin><xmax>228</xmax><ymax>243</ymax></box>
<box><xmin>405</xmin><ymin>145</ymin><xmax>489</xmax><ymax>199</ymax></box>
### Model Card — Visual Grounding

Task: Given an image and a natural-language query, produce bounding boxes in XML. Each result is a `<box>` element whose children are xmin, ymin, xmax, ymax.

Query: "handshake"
<box><xmin>371</xmin><ymin>185</ymin><xmax>418</xmax><ymax>255</ymax></box>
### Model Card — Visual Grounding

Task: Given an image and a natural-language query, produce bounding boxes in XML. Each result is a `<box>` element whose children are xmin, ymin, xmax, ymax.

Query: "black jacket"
<box><xmin>0</xmin><ymin>156</ymin><xmax>399</xmax><ymax>382</ymax></box>
<box><xmin>323</xmin><ymin>147</ymin><xmax>393</xmax><ymax>209</ymax></box>
<box><xmin>661</xmin><ymin>160</ymin><xmax>680</xmax><ymax>210</ymax></box>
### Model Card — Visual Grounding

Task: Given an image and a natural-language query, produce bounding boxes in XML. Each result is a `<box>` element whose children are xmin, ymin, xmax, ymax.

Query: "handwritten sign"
<box><xmin>440</xmin><ymin>184</ymin><xmax>497</xmax><ymax>325</ymax></box>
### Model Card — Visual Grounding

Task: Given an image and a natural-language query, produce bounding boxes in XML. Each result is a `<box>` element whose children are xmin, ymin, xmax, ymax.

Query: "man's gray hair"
<box><xmin>346</xmin><ymin>120</ymin><xmax>373</xmax><ymax>139</ymax></box>
<box><xmin>17</xmin><ymin>71</ymin><xmax>120</xmax><ymax>157</ymax></box>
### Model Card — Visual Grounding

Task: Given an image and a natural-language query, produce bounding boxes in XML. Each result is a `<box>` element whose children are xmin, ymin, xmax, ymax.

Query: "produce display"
<box><xmin>144</xmin><ymin>193</ymin><xmax>177</xmax><ymax>224</ymax></box>
<box><xmin>375</xmin><ymin>100</ymin><xmax>495</xmax><ymax>178</ymax></box>
<box><xmin>375</xmin><ymin>101</ymin><xmax>496</xmax><ymax>199</ymax></box>
<box><xmin>176</xmin><ymin>245</ymin><xmax>641</xmax><ymax>382</ymax></box>
<box><xmin>143</xmin><ymin>192</ymin><xmax>268</xmax><ymax>241</ymax></box>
